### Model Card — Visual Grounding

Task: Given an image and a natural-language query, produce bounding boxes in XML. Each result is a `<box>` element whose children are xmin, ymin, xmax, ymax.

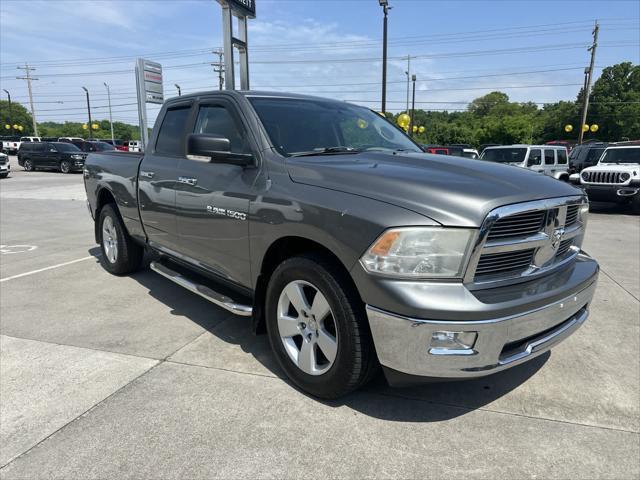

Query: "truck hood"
<box><xmin>287</xmin><ymin>151</ymin><xmax>582</xmax><ymax>227</ymax></box>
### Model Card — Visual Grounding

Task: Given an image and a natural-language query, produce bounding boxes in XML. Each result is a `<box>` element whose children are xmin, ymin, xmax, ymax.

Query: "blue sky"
<box><xmin>1</xmin><ymin>0</ymin><xmax>638</xmax><ymax>127</ymax></box>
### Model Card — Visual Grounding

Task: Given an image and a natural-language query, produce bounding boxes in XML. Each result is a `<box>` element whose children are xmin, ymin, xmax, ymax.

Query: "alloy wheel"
<box><xmin>277</xmin><ymin>280</ymin><xmax>338</xmax><ymax>376</ymax></box>
<box><xmin>102</xmin><ymin>216</ymin><xmax>118</xmax><ymax>264</ymax></box>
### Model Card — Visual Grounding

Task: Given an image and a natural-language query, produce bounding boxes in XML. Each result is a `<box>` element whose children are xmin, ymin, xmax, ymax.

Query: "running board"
<box><xmin>149</xmin><ymin>261</ymin><xmax>253</xmax><ymax>317</ymax></box>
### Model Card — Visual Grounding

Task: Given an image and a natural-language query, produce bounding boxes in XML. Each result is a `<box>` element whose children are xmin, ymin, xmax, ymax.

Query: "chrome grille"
<box><xmin>467</xmin><ymin>196</ymin><xmax>587</xmax><ymax>287</ymax></box>
<box><xmin>565</xmin><ymin>205</ymin><xmax>579</xmax><ymax>226</ymax></box>
<box><xmin>475</xmin><ymin>249</ymin><xmax>535</xmax><ymax>277</ymax></box>
<box><xmin>486</xmin><ymin>210</ymin><xmax>546</xmax><ymax>240</ymax></box>
<box><xmin>582</xmin><ymin>171</ymin><xmax>623</xmax><ymax>184</ymax></box>
<box><xmin>556</xmin><ymin>239</ymin><xmax>573</xmax><ymax>257</ymax></box>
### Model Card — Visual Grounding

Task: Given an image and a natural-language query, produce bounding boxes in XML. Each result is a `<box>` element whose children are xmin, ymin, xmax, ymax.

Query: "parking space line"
<box><xmin>0</xmin><ymin>256</ymin><xmax>96</xmax><ymax>283</ymax></box>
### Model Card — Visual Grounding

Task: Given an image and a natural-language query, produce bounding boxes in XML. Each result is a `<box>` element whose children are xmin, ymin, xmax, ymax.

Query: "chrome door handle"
<box><xmin>178</xmin><ymin>176</ymin><xmax>198</xmax><ymax>186</ymax></box>
<box><xmin>140</xmin><ymin>171</ymin><xmax>155</xmax><ymax>179</ymax></box>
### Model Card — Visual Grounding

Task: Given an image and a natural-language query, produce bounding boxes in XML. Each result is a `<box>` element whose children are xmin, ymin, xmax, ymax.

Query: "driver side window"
<box><xmin>194</xmin><ymin>105</ymin><xmax>250</xmax><ymax>154</ymax></box>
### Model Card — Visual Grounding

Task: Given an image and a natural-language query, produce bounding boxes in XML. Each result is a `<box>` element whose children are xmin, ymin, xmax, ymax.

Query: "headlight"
<box><xmin>360</xmin><ymin>227</ymin><xmax>474</xmax><ymax>278</ymax></box>
<box><xmin>581</xmin><ymin>171</ymin><xmax>589</xmax><ymax>181</ymax></box>
<box><xmin>71</xmin><ymin>154</ymin><xmax>83</xmax><ymax>160</ymax></box>
<box><xmin>620</xmin><ymin>172</ymin><xmax>630</xmax><ymax>182</ymax></box>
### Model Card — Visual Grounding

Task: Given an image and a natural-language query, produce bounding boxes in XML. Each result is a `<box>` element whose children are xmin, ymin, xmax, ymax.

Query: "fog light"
<box><xmin>430</xmin><ymin>331</ymin><xmax>477</xmax><ymax>351</ymax></box>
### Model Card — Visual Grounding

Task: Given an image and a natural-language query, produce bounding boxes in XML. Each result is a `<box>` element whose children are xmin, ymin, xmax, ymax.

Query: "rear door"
<box><xmin>175</xmin><ymin>98</ymin><xmax>259</xmax><ymax>287</ymax></box>
<box><xmin>526</xmin><ymin>148</ymin><xmax>543</xmax><ymax>172</ymax></box>
<box><xmin>138</xmin><ymin>102</ymin><xmax>193</xmax><ymax>252</ymax></box>
<box><xmin>543</xmin><ymin>149</ymin><xmax>556</xmax><ymax>176</ymax></box>
<box><xmin>556</xmin><ymin>148</ymin><xmax>568</xmax><ymax>173</ymax></box>
<box><xmin>36</xmin><ymin>143</ymin><xmax>54</xmax><ymax>167</ymax></box>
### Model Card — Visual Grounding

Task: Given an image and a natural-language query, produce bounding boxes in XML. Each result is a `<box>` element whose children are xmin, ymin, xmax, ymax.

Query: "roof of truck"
<box><xmin>167</xmin><ymin>90</ymin><xmax>358</xmax><ymax>105</ymax></box>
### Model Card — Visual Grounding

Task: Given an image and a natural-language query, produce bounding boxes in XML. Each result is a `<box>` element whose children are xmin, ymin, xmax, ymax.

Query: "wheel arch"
<box><xmin>94</xmin><ymin>187</ymin><xmax>118</xmax><ymax>243</ymax></box>
<box><xmin>252</xmin><ymin>235</ymin><xmax>362</xmax><ymax>335</ymax></box>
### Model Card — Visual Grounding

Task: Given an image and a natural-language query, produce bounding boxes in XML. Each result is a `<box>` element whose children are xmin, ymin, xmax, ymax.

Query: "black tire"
<box><xmin>98</xmin><ymin>204</ymin><xmax>144</xmax><ymax>275</ymax></box>
<box><xmin>60</xmin><ymin>160</ymin><xmax>72</xmax><ymax>174</ymax></box>
<box><xmin>23</xmin><ymin>159</ymin><xmax>34</xmax><ymax>171</ymax></box>
<box><xmin>265</xmin><ymin>254</ymin><xmax>377</xmax><ymax>399</ymax></box>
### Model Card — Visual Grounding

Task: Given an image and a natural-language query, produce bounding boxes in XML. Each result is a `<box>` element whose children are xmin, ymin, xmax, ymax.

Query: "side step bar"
<box><xmin>150</xmin><ymin>261</ymin><xmax>253</xmax><ymax>317</ymax></box>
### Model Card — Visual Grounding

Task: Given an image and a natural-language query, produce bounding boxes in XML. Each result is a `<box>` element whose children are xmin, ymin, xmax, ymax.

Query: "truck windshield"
<box><xmin>481</xmin><ymin>148</ymin><xmax>527</xmax><ymax>163</ymax></box>
<box><xmin>248</xmin><ymin>97</ymin><xmax>422</xmax><ymax>156</ymax></box>
<box><xmin>599</xmin><ymin>148</ymin><xmax>639</xmax><ymax>164</ymax></box>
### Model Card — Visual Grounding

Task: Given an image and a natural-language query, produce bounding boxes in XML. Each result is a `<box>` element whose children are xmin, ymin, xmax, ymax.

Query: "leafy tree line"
<box><xmin>394</xmin><ymin>62</ymin><xmax>639</xmax><ymax>146</ymax></box>
<box><xmin>1</xmin><ymin>62</ymin><xmax>637</xmax><ymax>146</ymax></box>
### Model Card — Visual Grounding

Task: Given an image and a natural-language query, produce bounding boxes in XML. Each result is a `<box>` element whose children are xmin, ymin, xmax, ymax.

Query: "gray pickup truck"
<box><xmin>84</xmin><ymin>91</ymin><xmax>599</xmax><ymax>399</ymax></box>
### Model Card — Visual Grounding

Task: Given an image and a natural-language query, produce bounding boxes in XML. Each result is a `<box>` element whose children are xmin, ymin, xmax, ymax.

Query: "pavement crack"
<box><xmin>599</xmin><ymin>268</ymin><xmax>640</xmax><ymax>302</ymax></box>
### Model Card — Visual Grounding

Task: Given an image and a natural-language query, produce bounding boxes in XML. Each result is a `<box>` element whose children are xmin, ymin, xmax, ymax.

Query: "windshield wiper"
<box><xmin>289</xmin><ymin>146</ymin><xmax>362</xmax><ymax>157</ymax></box>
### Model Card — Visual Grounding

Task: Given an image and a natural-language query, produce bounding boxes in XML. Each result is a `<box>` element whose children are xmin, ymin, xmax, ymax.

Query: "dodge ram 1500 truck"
<box><xmin>84</xmin><ymin>91</ymin><xmax>599</xmax><ymax>399</ymax></box>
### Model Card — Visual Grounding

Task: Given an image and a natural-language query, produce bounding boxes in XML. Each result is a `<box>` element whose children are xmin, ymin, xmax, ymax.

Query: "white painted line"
<box><xmin>0</xmin><ymin>256</ymin><xmax>95</xmax><ymax>283</ymax></box>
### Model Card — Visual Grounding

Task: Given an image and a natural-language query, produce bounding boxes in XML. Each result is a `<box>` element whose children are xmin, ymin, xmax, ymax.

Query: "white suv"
<box><xmin>480</xmin><ymin>145</ymin><xmax>570</xmax><ymax>181</ymax></box>
<box><xmin>574</xmin><ymin>145</ymin><xmax>640</xmax><ymax>210</ymax></box>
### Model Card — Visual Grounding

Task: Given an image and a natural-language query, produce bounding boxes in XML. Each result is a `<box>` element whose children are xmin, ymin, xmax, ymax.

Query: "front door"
<box><xmin>138</xmin><ymin>103</ymin><xmax>192</xmax><ymax>252</ymax></box>
<box><xmin>175</xmin><ymin>99</ymin><xmax>259</xmax><ymax>288</ymax></box>
<box><xmin>40</xmin><ymin>143</ymin><xmax>58</xmax><ymax>168</ymax></box>
<box><xmin>543</xmin><ymin>149</ymin><xmax>556</xmax><ymax>176</ymax></box>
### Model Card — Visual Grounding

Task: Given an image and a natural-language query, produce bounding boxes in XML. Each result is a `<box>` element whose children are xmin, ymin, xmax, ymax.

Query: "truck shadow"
<box><xmin>127</xmin><ymin>259</ymin><xmax>549</xmax><ymax>423</ymax></box>
<box><xmin>589</xmin><ymin>201</ymin><xmax>638</xmax><ymax>216</ymax></box>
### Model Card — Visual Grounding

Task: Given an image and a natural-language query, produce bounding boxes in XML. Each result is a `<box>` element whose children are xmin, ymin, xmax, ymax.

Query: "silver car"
<box><xmin>481</xmin><ymin>145</ymin><xmax>570</xmax><ymax>181</ymax></box>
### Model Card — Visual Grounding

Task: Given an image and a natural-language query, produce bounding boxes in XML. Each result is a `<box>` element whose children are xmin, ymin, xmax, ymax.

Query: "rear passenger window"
<box><xmin>194</xmin><ymin>105</ymin><xmax>249</xmax><ymax>154</ymax></box>
<box><xmin>544</xmin><ymin>150</ymin><xmax>555</xmax><ymax>165</ymax></box>
<box><xmin>557</xmin><ymin>149</ymin><xmax>567</xmax><ymax>164</ymax></box>
<box><xmin>528</xmin><ymin>149</ymin><xmax>542</xmax><ymax>166</ymax></box>
<box><xmin>155</xmin><ymin>106</ymin><xmax>191</xmax><ymax>156</ymax></box>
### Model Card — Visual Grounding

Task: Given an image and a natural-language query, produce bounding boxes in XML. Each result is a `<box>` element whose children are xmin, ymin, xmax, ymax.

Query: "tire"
<box><xmin>265</xmin><ymin>254</ymin><xmax>377</xmax><ymax>399</ymax></box>
<box><xmin>23</xmin><ymin>159</ymin><xmax>34</xmax><ymax>171</ymax></box>
<box><xmin>60</xmin><ymin>160</ymin><xmax>72</xmax><ymax>174</ymax></box>
<box><xmin>98</xmin><ymin>204</ymin><xmax>144</xmax><ymax>275</ymax></box>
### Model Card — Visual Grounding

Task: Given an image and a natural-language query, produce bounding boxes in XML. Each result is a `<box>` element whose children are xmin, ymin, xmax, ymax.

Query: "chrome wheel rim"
<box><xmin>61</xmin><ymin>161</ymin><xmax>70</xmax><ymax>173</ymax></box>
<box><xmin>102</xmin><ymin>216</ymin><xmax>118</xmax><ymax>264</ymax></box>
<box><xmin>24</xmin><ymin>160</ymin><xmax>32</xmax><ymax>171</ymax></box>
<box><xmin>277</xmin><ymin>280</ymin><xmax>338</xmax><ymax>376</ymax></box>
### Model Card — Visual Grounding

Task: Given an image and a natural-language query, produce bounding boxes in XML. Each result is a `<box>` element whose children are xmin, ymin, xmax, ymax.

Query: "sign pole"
<box><xmin>221</xmin><ymin>5</ymin><xmax>235</xmax><ymax>90</ymax></box>
<box><xmin>135</xmin><ymin>59</ymin><xmax>149</xmax><ymax>150</ymax></box>
<box><xmin>216</xmin><ymin>0</ymin><xmax>255</xmax><ymax>91</ymax></box>
<box><xmin>135</xmin><ymin>58</ymin><xmax>164</xmax><ymax>151</ymax></box>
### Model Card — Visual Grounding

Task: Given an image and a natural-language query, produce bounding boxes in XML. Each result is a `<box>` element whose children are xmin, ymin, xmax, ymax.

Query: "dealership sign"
<box><xmin>226</xmin><ymin>0</ymin><xmax>255</xmax><ymax>18</ymax></box>
<box><xmin>139</xmin><ymin>59</ymin><xmax>164</xmax><ymax>104</ymax></box>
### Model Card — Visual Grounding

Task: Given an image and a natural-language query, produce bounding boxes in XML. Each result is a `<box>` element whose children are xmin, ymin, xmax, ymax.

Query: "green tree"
<box><xmin>0</xmin><ymin>100</ymin><xmax>34</xmax><ymax>135</ymax></box>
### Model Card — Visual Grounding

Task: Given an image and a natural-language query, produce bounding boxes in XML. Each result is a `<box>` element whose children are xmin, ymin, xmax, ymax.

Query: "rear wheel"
<box><xmin>98</xmin><ymin>204</ymin><xmax>144</xmax><ymax>275</ymax></box>
<box><xmin>23</xmin><ymin>159</ymin><xmax>34</xmax><ymax>171</ymax></box>
<box><xmin>60</xmin><ymin>160</ymin><xmax>72</xmax><ymax>173</ymax></box>
<box><xmin>265</xmin><ymin>254</ymin><xmax>377</xmax><ymax>399</ymax></box>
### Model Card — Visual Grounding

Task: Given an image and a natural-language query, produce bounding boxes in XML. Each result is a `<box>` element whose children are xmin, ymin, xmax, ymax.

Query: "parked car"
<box><xmin>0</xmin><ymin>151</ymin><xmax>10</xmax><ymax>178</ymax></box>
<box><xmin>84</xmin><ymin>90</ymin><xmax>597</xmax><ymax>399</ymax></box>
<box><xmin>479</xmin><ymin>143</ymin><xmax>500</xmax><ymax>153</ymax></box>
<box><xmin>100</xmin><ymin>138</ymin><xmax>129</xmax><ymax>151</ymax></box>
<box><xmin>568</xmin><ymin>142</ymin><xmax>608</xmax><ymax>174</ymax></box>
<box><xmin>77</xmin><ymin>141</ymin><xmax>116</xmax><ymax>153</ymax></box>
<box><xmin>1</xmin><ymin>136</ymin><xmax>21</xmax><ymax>154</ymax></box>
<box><xmin>572</xmin><ymin>145</ymin><xmax>640</xmax><ymax>211</ymax></box>
<box><xmin>481</xmin><ymin>145</ymin><xmax>570</xmax><ymax>181</ymax></box>
<box><xmin>421</xmin><ymin>145</ymin><xmax>449</xmax><ymax>155</ymax></box>
<box><xmin>19</xmin><ymin>136</ymin><xmax>41</xmax><ymax>143</ymax></box>
<box><xmin>18</xmin><ymin>141</ymin><xmax>87</xmax><ymax>173</ymax></box>
<box><xmin>461</xmin><ymin>148</ymin><xmax>480</xmax><ymax>159</ymax></box>
<box><xmin>127</xmin><ymin>140</ymin><xmax>142</xmax><ymax>152</ymax></box>
<box><xmin>546</xmin><ymin>140</ymin><xmax>575</xmax><ymax>152</ymax></box>
<box><xmin>41</xmin><ymin>137</ymin><xmax>59</xmax><ymax>142</ymax></box>
<box><xmin>445</xmin><ymin>145</ymin><xmax>464</xmax><ymax>157</ymax></box>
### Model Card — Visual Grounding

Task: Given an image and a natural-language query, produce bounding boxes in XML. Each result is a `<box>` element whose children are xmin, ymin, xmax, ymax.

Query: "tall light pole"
<box><xmin>2</xmin><ymin>89</ymin><xmax>12</xmax><ymax>135</ymax></box>
<box><xmin>379</xmin><ymin>0</ymin><xmax>390</xmax><ymax>114</ymax></box>
<box><xmin>174</xmin><ymin>83</ymin><xmax>181</xmax><ymax>96</ymax></box>
<box><xmin>81</xmin><ymin>87</ymin><xmax>92</xmax><ymax>140</ymax></box>
<box><xmin>405</xmin><ymin>55</ymin><xmax>411</xmax><ymax>113</ymax></box>
<box><xmin>16</xmin><ymin>64</ymin><xmax>39</xmax><ymax>136</ymax></box>
<box><xmin>409</xmin><ymin>74</ymin><xmax>416</xmax><ymax>137</ymax></box>
<box><xmin>104</xmin><ymin>82</ymin><xmax>115</xmax><ymax>144</ymax></box>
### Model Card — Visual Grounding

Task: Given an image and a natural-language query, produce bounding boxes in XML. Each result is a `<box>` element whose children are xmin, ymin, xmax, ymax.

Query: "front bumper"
<box><xmin>365</xmin><ymin>253</ymin><xmax>598</xmax><ymax>379</ymax></box>
<box><xmin>0</xmin><ymin>164</ymin><xmax>9</xmax><ymax>173</ymax></box>
<box><xmin>583</xmin><ymin>183</ymin><xmax>640</xmax><ymax>202</ymax></box>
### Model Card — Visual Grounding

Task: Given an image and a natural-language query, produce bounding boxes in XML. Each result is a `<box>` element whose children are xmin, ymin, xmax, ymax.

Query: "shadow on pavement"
<box><xmin>589</xmin><ymin>201</ymin><xmax>638</xmax><ymax>216</ymax></box>
<box><xmin>112</xmin><ymin>251</ymin><xmax>550</xmax><ymax>422</ymax></box>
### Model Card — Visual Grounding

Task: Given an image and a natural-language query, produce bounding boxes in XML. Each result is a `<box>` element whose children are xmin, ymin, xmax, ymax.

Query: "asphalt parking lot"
<box><xmin>1</xmin><ymin>160</ymin><xmax>639</xmax><ymax>479</ymax></box>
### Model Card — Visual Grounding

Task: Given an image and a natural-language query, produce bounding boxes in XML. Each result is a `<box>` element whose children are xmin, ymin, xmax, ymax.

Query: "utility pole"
<box><xmin>405</xmin><ymin>55</ymin><xmax>411</xmax><ymax>113</ymax></box>
<box><xmin>81</xmin><ymin>87</ymin><xmax>93</xmax><ymax>140</ymax></box>
<box><xmin>104</xmin><ymin>82</ymin><xmax>115</xmax><ymax>144</ymax></box>
<box><xmin>16</xmin><ymin>64</ymin><xmax>38</xmax><ymax>136</ymax></box>
<box><xmin>578</xmin><ymin>21</ymin><xmax>599</xmax><ymax>145</ymax></box>
<box><xmin>212</xmin><ymin>49</ymin><xmax>225</xmax><ymax>90</ymax></box>
<box><xmin>2</xmin><ymin>89</ymin><xmax>12</xmax><ymax>135</ymax></box>
<box><xmin>379</xmin><ymin>0</ymin><xmax>390</xmax><ymax>114</ymax></box>
<box><xmin>409</xmin><ymin>74</ymin><xmax>416</xmax><ymax>137</ymax></box>
<box><xmin>174</xmin><ymin>83</ymin><xmax>181</xmax><ymax>96</ymax></box>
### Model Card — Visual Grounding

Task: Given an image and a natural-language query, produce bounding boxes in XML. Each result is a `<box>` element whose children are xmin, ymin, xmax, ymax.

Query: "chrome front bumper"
<box><xmin>367</xmin><ymin>279</ymin><xmax>596</xmax><ymax>378</ymax></box>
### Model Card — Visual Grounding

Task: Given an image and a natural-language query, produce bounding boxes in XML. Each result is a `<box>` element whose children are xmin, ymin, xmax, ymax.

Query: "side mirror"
<box><xmin>569</xmin><ymin>173</ymin><xmax>581</xmax><ymax>185</ymax></box>
<box><xmin>187</xmin><ymin>134</ymin><xmax>254</xmax><ymax>167</ymax></box>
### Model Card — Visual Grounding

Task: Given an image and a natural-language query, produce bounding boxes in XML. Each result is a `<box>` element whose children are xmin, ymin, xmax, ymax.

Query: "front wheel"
<box><xmin>98</xmin><ymin>204</ymin><xmax>144</xmax><ymax>275</ymax></box>
<box><xmin>23</xmin><ymin>159</ymin><xmax>34</xmax><ymax>171</ymax></box>
<box><xmin>265</xmin><ymin>254</ymin><xmax>377</xmax><ymax>399</ymax></box>
<box><xmin>60</xmin><ymin>160</ymin><xmax>72</xmax><ymax>173</ymax></box>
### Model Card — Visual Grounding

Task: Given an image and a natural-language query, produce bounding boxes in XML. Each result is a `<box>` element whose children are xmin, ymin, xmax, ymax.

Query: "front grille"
<box><xmin>0</xmin><ymin>158</ymin><xmax>7</xmax><ymax>165</ymax></box>
<box><xmin>475</xmin><ymin>248</ymin><xmax>535</xmax><ymax>277</ymax></box>
<box><xmin>556</xmin><ymin>239</ymin><xmax>573</xmax><ymax>257</ymax></box>
<box><xmin>486</xmin><ymin>210</ymin><xmax>546</xmax><ymax>240</ymax></box>
<box><xmin>565</xmin><ymin>205</ymin><xmax>579</xmax><ymax>226</ymax></box>
<box><xmin>582</xmin><ymin>171</ymin><xmax>623</xmax><ymax>184</ymax></box>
